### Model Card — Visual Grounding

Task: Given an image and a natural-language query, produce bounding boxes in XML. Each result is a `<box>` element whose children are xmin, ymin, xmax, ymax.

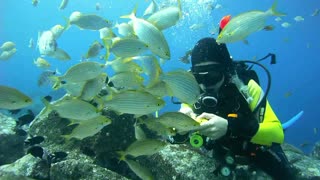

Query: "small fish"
<box><xmin>50</xmin><ymin>24</ymin><xmax>65</xmax><ymax>39</ymax></box>
<box><xmin>52</xmin><ymin>48</ymin><xmax>71</xmax><ymax>61</ymax></box>
<box><xmin>122</xmin><ymin>8</ymin><xmax>171</xmax><ymax>59</ymax></box>
<box><xmin>32</xmin><ymin>0</ymin><xmax>38</xmax><ymax>7</ymax></box>
<box><xmin>131</xmin><ymin>55</ymin><xmax>162</xmax><ymax>88</ymax></box>
<box><xmin>314</xmin><ymin>128</ymin><xmax>318</xmax><ymax>135</ymax></box>
<box><xmin>0</xmin><ymin>48</ymin><xmax>17</xmax><ymax>60</ymax></box>
<box><xmin>145</xmin><ymin>81</ymin><xmax>168</xmax><ymax>98</ymax></box>
<box><xmin>28</xmin><ymin>38</ymin><xmax>34</xmax><ymax>48</ymax></box>
<box><xmin>42</xmin><ymin>98</ymin><xmax>101</xmax><ymax>121</ymax></box>
<box><xmin>37</xmin><ymin>69</ymin><xmax>59</xmax><ymax>87</ymax></box>
<box><xmin>275</xmin><ymin>17</ymin><xmax>282</xmax><ymax>22</ymax></box>
<box><xmin>143</xmin><ymin>0</ymin><xmax>159</xmax><ymax>16</ymax></box>
<box><xmin>104</xmin><ymin>90</ymin><xmax>165</xmax><ymax>116</ymax></box>
<box><xmin>27</xmin><ymin>146</ymin><xmax>67</xmax><ymax>165</ymax></box>
<box><xmin>85</xmin><ymin>40</ymin><xmax>104</xmax><ymax>59</ymax></box>
<box><xmin>95</xmin><ymin>2</ymin><xmax>101</xmax><ymax>11</ymax></box>
<box><xmin>0</xmin><ymin>86</ymin><xmax>32</xmax><ymax>110</ymax></box>
<box><xmin>281</xmin><ymin>22</ymin><xmax>291</xmax><ymax>28</ymax></box>
<box><xmin>0</xmin><ymin>41</ymin><xmax>16</xmax><ymax>51</ymax></box>
<box><xmin>109</xmin><ymin>38</ymin><xmax>149</xmax><ymax>58</ymax></box>
<box><xmin>105</xmin><ymin>57</ymin><xmax>143</xmax><ymax>74</ymax></box>
<box><xmin>143</xmin><ymin>112</ymin><xmax>200</xmax><ymax>134</ymax></box>
<box><xmin>108</xmin><ymin>72</ymin><xmax>144</xmax><ymax>90</ymax></box>
<box><xmin>189</xmin><ymin>23</ymin><xmax>204</xmax><ymax>31</ymax></box>
<box><xmin>134</xmin><ymin>124</ymin><xmax>147</xmax><ymax>140</ymax></box>
<box><xmin>115</xmin><ymin>22</ymin><xmax>135</xmax><ymax>38</ymax></box>
<box><xmin>284</xmin><ymin>91</ymin><xmax>292</xmax><ymax>98</ymax></box>
<box><xmin>63</xmin><ymin>82</ymin><xmax>86</xmax><ymax>97</ymax></box>
<box><xmin>99</xmin><ymin>27</ymin><xmax>116</xmax><ymax>40</ymax></box>
<box><xmin>139</xmin><ymin>116</ymin><xmax>176</xmax><ymax>136</ymax></box>
<box><xmin>217</xmin><ymin>1</ymin><xmax>286</xmax><ymax>44</ymax></box>
<box><xmin>80</xmin><ymin>73</ymin><xmax>107</xmax><ymax>101</ymax></box>
<box><xmin>215</xmin><ymin>4</ymin><xmax>222</xmax><ymax>9</ymax></box>
<box><xmin>51</xmin><ymin>61</ymin><xmax>105</xmax><ymax>89</ymax></box>
<box><xmin>117</xmin><ymin>139</ymin><xmax>167</xmax><ymax>160</ymax></box>
<box><xmin>9</xmin><ymin>109</ymin><xmax>21</xmax><ymax>114</ymax></box>
<box><xmin>62</xmin><ymin>115</ymin><xmax>111</xmax><ymax>140</ymax></box>
<box><xmin>17</xmin><ymin>109</ymin><xmax>35</xmax><ymax>126</ymax></box>
<box><xmin>147</xmin><ymin>0</ymin><xmax>182</xmax><ymax>30</ymax></box>
<box><xmin>25</xmin><ymin>136</ymin><xmax>45</xmax><ymax>146</ymax></box>
<box><xmin>37</xmin><ymin>30</ymin><xmax>57</xmax><ymax>56</ymax></box>
<box><xmin>299</xmin><ymin>142</ymin><xmax>311</xmax><ymax>148</ymax></box>
<box><xmin>311</xmin><ymin>8</ymin><xmax>320</xmax><ymax>16</ymax></box>
<box><xmin>69</xmin><ymin>11</ymin><xmax>112</xmax><ymax>30</ymax></box>
<box><xmin>15</xmin><ymin>129</ymin><xmax>28</xmax><ymax>136</ymax></box>
<box><xmin>161</xmin><ymin>70</ymin><xmax>200</xmax><ymax>105</ymax></box>
<box><xmin>58</xmin><ymin>0</ymin><xmax>68</xmax><ymax>10</ymax></box>
<box><xmin>294</xmin><ymin>16</ymin><xmax>304</xmax><ymax>22</ymax></box>
<box><xmin>34</xmin><ymin>57</ymin><xmax>51</xmax><ymax>69</ymax></box>
<box><xmin>306</xmin><ymin>43</ymin><xmax>311</xmax><ymax>48</ymax></box>
<box><xmin>179</xmin><ymin>49</ymin><xmax>192</xmax><ymax>64</ymax></box>
<box><xmin>124</xmin><ymin>159</ymin><xmax>154</xmax><ymax>180</ymax></box>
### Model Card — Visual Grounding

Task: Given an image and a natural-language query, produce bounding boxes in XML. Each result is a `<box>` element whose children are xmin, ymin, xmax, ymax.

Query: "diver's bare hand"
<box><xmin>196</xmin><ymin>112</ymin><xmax>228</xmax><ymax>140</ymax></box>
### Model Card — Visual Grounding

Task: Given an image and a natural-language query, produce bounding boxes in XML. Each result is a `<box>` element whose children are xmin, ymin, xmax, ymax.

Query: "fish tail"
<box><xmin>63</xmin><ymin>16</ymin><xmax>71</xmax><ymax>31</ymax></box>
<box><xmin>50</xmin><ymin>76</ymin><xmax>62</xmax><ymax>90</ymax></box>
<box><xmin>116</xmin><ymin>151</ymin><xmax>126</xmax><ymax>163</ymax></box>
<box><xmin>102</xmin><ymin>38</ymin><xmax>112</xmax><ymax>61</ymax></box>
<box><xmin>177</xmin><ymin>0</ymin><xmax>182</xmax><ymax>18</ymax></box>
<box><xmin>120</xmin><ymin>5</ymin><xmax>138</xmax><ymax>19</ymax></box>
<box><xmin>269</xmin><ymin>0</ymin><xmax>286</xmax><ymax>16</ymax></box>
<box><xmin>61</xmin><ymin>134</ymin><xmax>72</xmax><ymax>141</ymax></box>
<box><xmin>40</xmin><ymin>97</ymin><xmax>52</xmax><ymax>116</ymax></box>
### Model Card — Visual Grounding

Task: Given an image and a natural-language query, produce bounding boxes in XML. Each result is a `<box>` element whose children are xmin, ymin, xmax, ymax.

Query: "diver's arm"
<box><xmin>246</xmin><ymin>80</ymin><xmax>284</xmax><ymax>146</ymax></box>
<box><xmin>250</xmin><ymin>100</ymin><xmax>284</xmax><ymax>145</ymax></box>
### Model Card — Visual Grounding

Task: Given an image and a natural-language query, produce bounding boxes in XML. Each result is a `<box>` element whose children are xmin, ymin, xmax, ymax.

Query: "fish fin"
<box><xmin>155</xmin><ymin>110</ymin><xmax>159</xmax><ymax>118</ymax></box>
<box><xmin>40</xmin><ymin>97</ymin><xmax>52</xmax><ymax>115</ymax></box>
<box><xmin>49</xmin><ymin>76</ymin><xmax>62</xmax><ymax>90</ymax></box>
<box><xmin>63</xmin><ymin>16</ymin><xmax>71</xmax><ymax>31</ymax></box>
<box><xmin>36</xmin><ymin>31</ymin><xmax>41</xmax><ymax>51</ymax></box>
<box><xmin>67</xmin><ymin>119</ymin><xmax>81</xmax><ymax>126</ymax></box>
<box><xmin>116</xmin><ymin>151</ymin><xmax>126</xmax><ymax>163</ymax></box>
<box><xmin>242</xmin><ymin>39</ymin><xmax>249</xmax><ymax>45</ymax></box>
<box><xmin>55</xmin><ymin>68</ymin><xmax>61</xmax><ymax>75</ymax></box>
<box><xmin>102</xmin><ymin>38</ymin><xmax>111</xmax><ymax>61</ymax></box>
<box><xmin>269</xmin><ymin>0</ymin><xmax>286</xmax><ymax>16</ymax></box>
<box><xmin>120</xmin><ymin>4</ymin><xmax>138</xmax><ymax>19</ymax></box>
<box><xmin>61</xmin><ymin>134</ymin><xmax>72</xmax><ymax>141</ymax></box>
<box><xmin>264</xmin><ymin>25</ymin><xmax>274</xmax><ymax>31</ymax></box>
<box><xmin>177</xmin><ymin>0</ymin><xmax>182</xmax><ymax>19</ymax></box>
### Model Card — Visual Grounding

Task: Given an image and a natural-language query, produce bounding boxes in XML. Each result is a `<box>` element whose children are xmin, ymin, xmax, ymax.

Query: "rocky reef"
<box><xmin>0</xmin><ymin>106</ymin><xmax>320</xmax><ymax>180</ymax></box>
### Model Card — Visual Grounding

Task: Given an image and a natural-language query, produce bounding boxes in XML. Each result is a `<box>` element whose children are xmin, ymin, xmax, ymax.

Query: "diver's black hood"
<box><xmin>191</xmin><ymin>37</ymin><xmax>233</xmax><ymax>72</ymax></box>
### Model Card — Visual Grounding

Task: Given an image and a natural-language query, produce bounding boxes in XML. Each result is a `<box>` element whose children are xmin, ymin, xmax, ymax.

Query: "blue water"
<box><xmin>1</xmin><ymin>0</ymin><xmax>319</xmax><ymax>153</ymax></box>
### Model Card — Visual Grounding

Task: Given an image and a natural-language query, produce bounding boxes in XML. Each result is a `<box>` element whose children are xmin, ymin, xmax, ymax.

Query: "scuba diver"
<box><xmin>178</xmin><ymin>37</ymin><xmax>297</xmax><ymax>179</ymax></box>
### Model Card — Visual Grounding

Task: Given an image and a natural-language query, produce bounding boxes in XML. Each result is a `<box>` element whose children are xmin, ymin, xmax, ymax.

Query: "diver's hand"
<box><xmin>196</xmin><ymin>112</ymin><xmax>228</xmax><ymax>140</ymax></box>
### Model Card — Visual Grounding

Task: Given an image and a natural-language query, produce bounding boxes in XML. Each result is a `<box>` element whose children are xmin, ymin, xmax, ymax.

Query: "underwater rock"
<box><xmin>0</xmin><ymin>113</ymin><xmax>26</xmax><ymax>165</ymax></box>
<box><xmin>283</xmin><ymin>143</ymin><xmax>320</xmax><ymax>178</ymax></box>
<box><xmin>0</xmin><ymin>154</ymin><xmax>49</xmax><ymax>179</ymax></box>
<box><xmin>311</xmin><ymin>142</ymin><xmax>320</xmax><ymax>160</ymax></box>
<box><xmin>137</xmin><ymin>144</ymin><xmax>218</xmax><ymax>179</ymax></box>
<box><xmin>16</xmin><ymin>94</ymin><xmax>320</xmax><ymax>179</ymax></box>
<box><xmin>141</xmin><ymin>143</ymin><xmax>271</xmax><ymax>179</ymax></box>
<box><xmin>50</xmin><ymin>158</ymin><xmax>129</xmax><ymax>180</ymax></box>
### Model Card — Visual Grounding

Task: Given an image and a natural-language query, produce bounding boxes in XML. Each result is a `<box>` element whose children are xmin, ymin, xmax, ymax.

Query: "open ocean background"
<box><xmin>1</xmin><ymin>0</ymin><xmax>319</xmax><ymax>154</ymax></box>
